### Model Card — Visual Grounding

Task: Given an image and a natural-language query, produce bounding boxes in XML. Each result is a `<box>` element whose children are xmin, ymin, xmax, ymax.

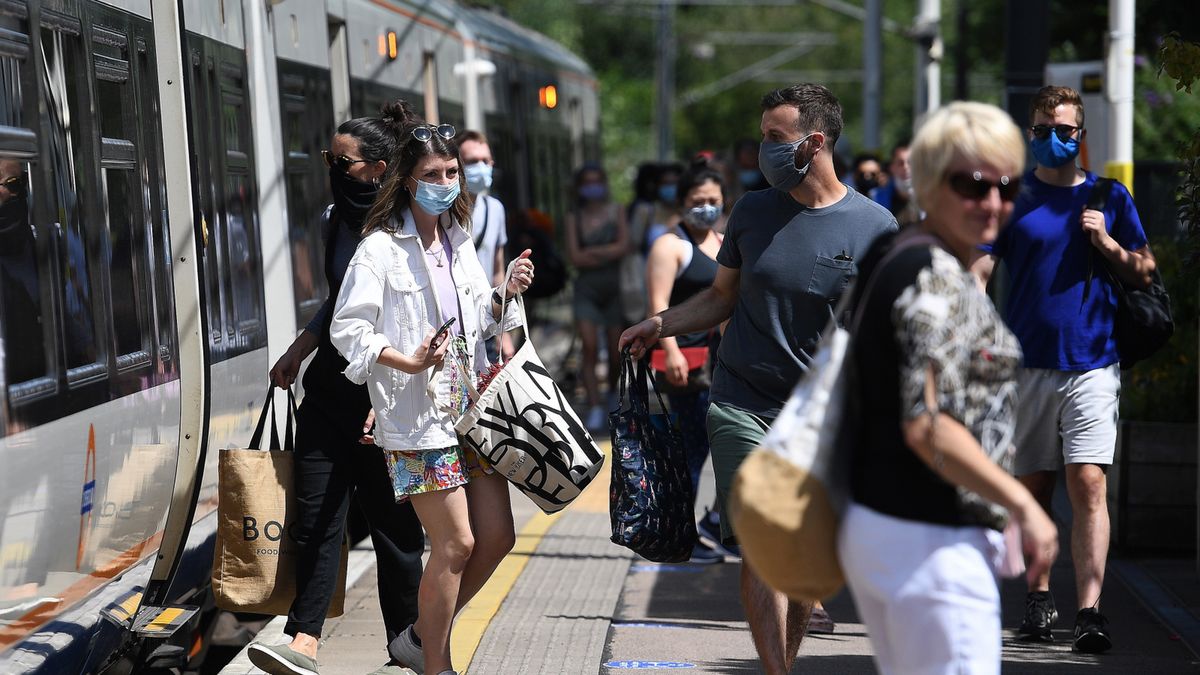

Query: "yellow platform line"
<box><xmin>452</xmin><ymin>441</ymin><xmax>612</xmax><ymax>672</ymax></box>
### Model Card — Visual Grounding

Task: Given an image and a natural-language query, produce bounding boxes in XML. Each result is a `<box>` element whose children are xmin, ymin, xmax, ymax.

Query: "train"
<box><xmin>0</xmin><ymin>0</ymin><xmax>599</xmax><ymax>672</ymax></box>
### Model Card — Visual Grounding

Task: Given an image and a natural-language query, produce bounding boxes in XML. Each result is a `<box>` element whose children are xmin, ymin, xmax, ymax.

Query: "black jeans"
<box><xmin>285</xmin><ymin>351</ymin><xmax>424</xmax><ymax>641</ymax></box>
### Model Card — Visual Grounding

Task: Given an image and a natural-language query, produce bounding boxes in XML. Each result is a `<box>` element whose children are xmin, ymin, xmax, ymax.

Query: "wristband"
<box><xmin>492</xmin><ymin>290</ymin><xmax>507</xmax><ymax>306</ymax></box>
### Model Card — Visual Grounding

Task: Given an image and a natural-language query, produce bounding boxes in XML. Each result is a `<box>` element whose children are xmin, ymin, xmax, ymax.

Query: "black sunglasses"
<box><xmin>410</xmin><ymin>124</ymin><xmax>456</xmax><ymax>143</ymax></box>
<box><xmin>322</xmin><ymin>150</ymin><xmax>370</xmax><ymax>173</ymax></box>
<box><xmin>1030</xmin><ymin>124</ymin><xmax>1081</xmax><ymax>142</ymax></box>
<box><xmin>947</xmin><ymin>171</ymin><xmax>1021</xmax><ymax>202</ymax></box>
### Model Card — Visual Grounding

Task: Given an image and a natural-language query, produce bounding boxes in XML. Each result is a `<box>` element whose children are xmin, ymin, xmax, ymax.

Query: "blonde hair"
<box><xmin>909</xmin><ymin>101</ymin><xmax>1026</xmax><ymax>212</ymax></box>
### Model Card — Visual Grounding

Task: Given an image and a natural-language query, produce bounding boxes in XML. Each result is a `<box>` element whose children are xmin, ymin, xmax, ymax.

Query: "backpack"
<box><xmin>508</xmin><ymin>223</ymin><xmax>567</xmax><ymax>300</ymax></box>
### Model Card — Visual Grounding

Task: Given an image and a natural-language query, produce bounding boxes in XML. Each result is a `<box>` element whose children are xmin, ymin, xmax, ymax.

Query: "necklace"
<box><xmin>424</xmin><ymin>231</ymin><xmax>445</xmax><ymax>267</ymax></box>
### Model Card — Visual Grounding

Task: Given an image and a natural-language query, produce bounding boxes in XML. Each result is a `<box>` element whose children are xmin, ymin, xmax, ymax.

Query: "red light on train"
<box><xmin>539</xmin><ymin>85</ymin><xmax>558</xmax><ymax>109</ymax></box>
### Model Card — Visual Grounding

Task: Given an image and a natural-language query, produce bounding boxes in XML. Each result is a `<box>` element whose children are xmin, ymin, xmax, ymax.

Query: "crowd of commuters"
<box><xmin>242</xmin><ymin>73</ymin><xmax>1151</xmax><ymax>675</ymax></box>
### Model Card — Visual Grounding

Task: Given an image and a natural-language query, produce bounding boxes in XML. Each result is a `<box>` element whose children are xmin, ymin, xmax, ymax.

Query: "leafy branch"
<box><xmin>1159</xmin><ymin>33</ymin><xmax>1200</xmax><ymax>269</ymax></box>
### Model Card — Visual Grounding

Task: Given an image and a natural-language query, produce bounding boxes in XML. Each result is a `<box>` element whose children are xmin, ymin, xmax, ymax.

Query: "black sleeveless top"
<box><xmin>669</xmin><ymin>232</ymin><xmax>719</xmax><ymax>349</ymax></box>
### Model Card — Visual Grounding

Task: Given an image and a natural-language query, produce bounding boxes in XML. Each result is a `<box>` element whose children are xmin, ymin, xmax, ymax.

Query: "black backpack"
<box><xmin>1086</xmin><ymin>178</ymin><xmax>1174</xmax><ymax>369</ymax></box>
<box><xmin>508</xmin><ymin>224</ymin><xmax>567</xmax><ymax>300</ymax></box>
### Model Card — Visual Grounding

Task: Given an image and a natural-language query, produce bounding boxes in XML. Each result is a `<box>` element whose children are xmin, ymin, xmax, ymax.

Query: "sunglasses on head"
<box><xmin>409</xmin><ymin>124</ymin><xmax>456</xmax><ymax>143</ymax></box>
<box><xmin>947</xmin><ymin>171</ymin><xmax>1021</xmax><ymax>202</ymax></box>
<box><xmin>1030</xmin><ymin>124</ymin><xmax>1081</xmax><ymax>142</ymax></box>
<box><xmin>321</xmin><ymin>150</ymin><xmax>370</xmax><ymax>173</ymax></box>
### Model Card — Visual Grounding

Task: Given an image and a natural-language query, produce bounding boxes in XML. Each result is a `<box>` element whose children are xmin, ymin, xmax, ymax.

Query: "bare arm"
<box><xmin>620</xmin><ymin>263</ymin><xmax>739</xmax><ymax>359</ymax></box>
<box><xmin>902</xmin><ymin>366</ymin><xmax>1058</xmax><ymax>583</ymax></box>
<box><xmin>1081</xmin><ymin>209</ymin><xmax>1156</xmax><ymax>288</ymax></box>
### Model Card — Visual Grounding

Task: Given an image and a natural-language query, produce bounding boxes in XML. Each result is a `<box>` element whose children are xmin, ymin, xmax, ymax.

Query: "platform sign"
<box><xmin>605</xmin><ymin>661</ymin><xmax>696</xmax><ymax>669</ymax></box>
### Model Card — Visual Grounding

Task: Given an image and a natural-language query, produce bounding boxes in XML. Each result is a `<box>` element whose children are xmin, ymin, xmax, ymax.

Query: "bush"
<box><xmin>1120</xmin><ymin>237</ymin><xmax>1198</xmax><ymax>423</ymax></box>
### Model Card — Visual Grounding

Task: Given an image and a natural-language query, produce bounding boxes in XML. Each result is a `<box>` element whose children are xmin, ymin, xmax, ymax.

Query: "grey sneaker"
<box><xmin>367</xmin><ymin>665</ymin><xmax>417</xmax><ymax>675</ymax></box>
<box><xmin>386</xmin><ymin>626</ymin><xmax>425</xmax><ymax>674</ymax></box>
<box><xmin>247</xmin><ymin>642</ymin><xmax>319</xmax><ymax>675</ymax></box>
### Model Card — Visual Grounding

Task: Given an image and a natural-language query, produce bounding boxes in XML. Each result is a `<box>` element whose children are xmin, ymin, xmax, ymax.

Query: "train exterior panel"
<box><xmin>0</xmin><ymin>0</ymin><xmax>598</xmax><ymax>672</ymax></box>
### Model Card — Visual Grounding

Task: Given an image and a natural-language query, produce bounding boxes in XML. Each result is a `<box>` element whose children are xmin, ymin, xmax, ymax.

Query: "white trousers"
<box><xmin>837</xmin><ymin>503</ymin><xmax>1005</xmax><ymax>675</ymax></box>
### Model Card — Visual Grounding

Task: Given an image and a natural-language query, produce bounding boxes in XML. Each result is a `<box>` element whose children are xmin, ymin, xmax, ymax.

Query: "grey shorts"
<box><xmin>706</xmin><ymin>401</ymin><xmax>773</xmax><ymax>546</ymax></box>
<box><xmin>1011</xmin><ymin>364</ymin><xmax>1121</xmax><ymax>476</ymax></box>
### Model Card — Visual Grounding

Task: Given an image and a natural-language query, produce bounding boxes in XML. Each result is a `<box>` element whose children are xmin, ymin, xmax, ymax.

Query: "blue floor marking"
<box><xmin>605</xmin><ymin>661</ymin><xmax>696</xmax><ymax>669</ymax></box>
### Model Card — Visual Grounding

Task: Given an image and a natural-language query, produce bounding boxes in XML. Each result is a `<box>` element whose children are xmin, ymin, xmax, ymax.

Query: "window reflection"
<box><xmin>226</xmin><ymin>174</ymin><xmax>260</xmax><ymax>341</ymax></box>
<box><xmin>0</xmin><ymin>159</ymin><xmax>45</xmax><ymax>384</ymax></box>
<box><xmin>106</xmin><ymin>169</ymin><xmax>145</xmax><ymax>355</ymax></box>
<box><xmin>0</xmin><ymin>52</ymin><xmax>22</xmax><ymax>128</ymax></box>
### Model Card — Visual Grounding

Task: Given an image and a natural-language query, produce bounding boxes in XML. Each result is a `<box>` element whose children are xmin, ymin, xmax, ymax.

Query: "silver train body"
<box><xmin>0</xmin><ymin>0</ymin><xmax>598</xmax><ymax>671</ymax></box>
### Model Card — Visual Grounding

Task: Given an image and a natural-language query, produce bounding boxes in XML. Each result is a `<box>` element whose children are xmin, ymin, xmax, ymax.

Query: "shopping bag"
<box><xmin>730</xmin><ymin>234</ymin><xmax>934</xmax><ymax>602</ymax></box>
<box><xmin>608</xmin><ymin>355</ymin><xmax>698</xmax><ymax>563</ymax></box>
<box><xmin>211</xmin><ymin>387</ymin><xmax>348</xmax><ymax>616</ymax></box>
<box><xmin>453</xmin><ymin>266</ymin><xmax>606</xmax><ymax>514</ymax></box>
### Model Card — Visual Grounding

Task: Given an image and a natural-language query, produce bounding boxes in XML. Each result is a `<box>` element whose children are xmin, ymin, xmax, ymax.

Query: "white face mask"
<box><xmin>682</xmin><ymin>204</ymin><xmax>721</xmax><ymax>229</ymax></box>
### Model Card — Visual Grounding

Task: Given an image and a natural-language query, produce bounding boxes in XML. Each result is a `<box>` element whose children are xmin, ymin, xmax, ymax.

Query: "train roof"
<box><xmin>457</xmin><ymin>6</ymin><xmax>594</xmax><ymax>81</ymax></box>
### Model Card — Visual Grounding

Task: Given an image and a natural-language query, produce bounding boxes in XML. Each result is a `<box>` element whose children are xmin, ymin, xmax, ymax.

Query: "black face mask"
<box><xmin>329</xmin><ymin>166</ymin><xmax>379</xmax><ymax>227</ymax></box>
<box><xmin>0</xmin><ymin>195</ymin><xmax>29</xmax><ymax>235</ymax></box>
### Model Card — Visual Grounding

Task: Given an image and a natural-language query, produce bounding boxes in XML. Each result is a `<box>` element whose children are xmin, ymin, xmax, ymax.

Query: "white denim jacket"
<box><xmin>330</xmin><ymin>208</ymin><xmax>521</xmax><ymax>450</ymax></box>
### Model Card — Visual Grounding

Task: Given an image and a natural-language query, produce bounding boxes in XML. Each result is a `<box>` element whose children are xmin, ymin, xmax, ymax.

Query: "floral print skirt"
<box><xmin>383</xmin><ymin>443</ymin><xmax>494</xmax><ymax>502</ymax></box>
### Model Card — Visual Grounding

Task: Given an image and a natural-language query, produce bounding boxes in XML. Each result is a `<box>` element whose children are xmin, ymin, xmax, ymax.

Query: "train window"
<box><xmin>0</xmin><ymin>158</ymin><xmax>46</xmax><ymax>387</ymax></box>
<box><xmin>105</xmin><ymin>168</ymin><xmax>150</xmax><ymax>361</ymax></box>
<box><xmin>225</xmin><ymin>173</ymin><xmax>262</xmax><ymax>346</ymax></box>
<box><xmin>42</xmin><ymin>26</ymin><xmax>104</xmax><ymax>379</ymax></box>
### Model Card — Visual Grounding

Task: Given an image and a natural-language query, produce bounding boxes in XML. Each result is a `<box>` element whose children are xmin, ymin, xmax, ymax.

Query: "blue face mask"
<box><xmin>579</xmin><ymin>183</ymin><xmax>607</xmax><ymax>202</ymax></box>
<box><xmin>739</xmin><ymin>169</ymin><xmax>762</xmax><ymax>188</ymax></box>
<box><xmin>759</xmin><ymin>133</ymin><xmax>818</xmax><ymax>192</ymax></box>
<box><xmin>464</xmin><ymin>161</ymin><xmax>493</xmax><ymax>195</ymax></box>
<box><xmin>659</xmin><ymin>184</ymin><xmax>678</xmax><ymax>204</ymax></box>
<box><xmin>412</xmin><ymin>178</ymin><xmax>460</xmax><ymax>215</ymax></box>
<box><xmin>682</xmin><ymin>204</ymin><xmax>721</xmax><ymax>229</ymax></box>
<box><xmin>1030</xmin><ymin>134</ymin><xmax>1080</xmax><ymax>168</ymax></box>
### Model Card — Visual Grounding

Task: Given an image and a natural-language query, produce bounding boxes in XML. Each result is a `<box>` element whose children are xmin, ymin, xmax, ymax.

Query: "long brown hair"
<box><xmin>362</xmin><ymin>101</ymin><xmax>472</xmax><ymax>236</ymax></box>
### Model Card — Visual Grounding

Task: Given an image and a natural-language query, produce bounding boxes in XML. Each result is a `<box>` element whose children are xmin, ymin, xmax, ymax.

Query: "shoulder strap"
<box><xmin>1083</xmin><ymin>177</ymin><xmax>1117</xmax><ymax>301</ymax></box>
<box><xmin>473</xmin><ymin>197</ymin><xmax>490</xmax><ymax>249</ymax></box>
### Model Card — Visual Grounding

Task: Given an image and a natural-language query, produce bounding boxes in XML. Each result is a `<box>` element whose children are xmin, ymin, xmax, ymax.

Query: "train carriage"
<box><xmin>0</xmin><ymin>0</ymin><xmax>597</xmax><ymax>672</ymax></box>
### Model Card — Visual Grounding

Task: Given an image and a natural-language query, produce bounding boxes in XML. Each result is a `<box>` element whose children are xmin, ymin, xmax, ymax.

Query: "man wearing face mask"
<box><xmin>620</xmin><ymin>84</ymin><xmax>896</xmax><ymax>675</ymax></box>
<box><xmin>455</xmin><ymin>130</ymin><xmax>511</xmax><ymax>360</ymax></box>
<box><xmin>973</xmin><ymin>86</ymin><xmax>1156</xmax><ymax>655</ymax></box>
<box><xmin>873</xmin><ymin>142</ymin><xmax>915</xmax><ymax>223</ymax></box>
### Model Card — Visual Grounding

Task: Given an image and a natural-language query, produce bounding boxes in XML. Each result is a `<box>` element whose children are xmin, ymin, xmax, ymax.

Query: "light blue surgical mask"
<box><xmin>464</xmin><ymin>161</ymin><xmax>493</xmax><ymax>195</ymax></box>
<box><xmin>758</xmin><ymin>133</ymin><xmax>818</xmax><ymax>192</ymax></box>
<box><xmin>683</xmin><ymin>204</ymin><xmax>721</xmax><ymax>230</ymax></box>
<box><xmin>659</xmin><ymin>184</ymin><xmax>677</xmax><ymax>204</ymax></box>
<box><xmin>412</xmin><ymin>178</ymin><xmax>460</xmax><ymax>215</ymax></box>
<box><xmin>739</xmin><ymin>169</ymin><xmax>762</xmax><ymax>188</ymax></box>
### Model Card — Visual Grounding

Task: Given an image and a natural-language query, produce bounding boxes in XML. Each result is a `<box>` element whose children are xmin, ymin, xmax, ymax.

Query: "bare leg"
<box><xmin>286</xmin><ymin>632</ymin><xmax>319</xmax><ymax>659</ymax></box>
<box><xmin>1065</xmin><ymin>463</ymin><xmax>1109</xmax><ymax>609</ymax></box>
<box><xmin>577</xmin><ymin>319</ymin><xmax>600</xmax><ymax>407</ymax></box>
<box><xmin>409</xmin><ymin>487</ymin><xmax>473</xmax><ymax>674</ymax></box>
<box><xmin>1018</xmin><ymin>470</ymin><xmax>1057</xmax><ymax>592</ymax></box>
<box><xmin>454</xmin><ymin>472</ymin><xmax>516</xmax><ymax>613</ymax></box>
<box><xmin>741</xmin><ymin>564</ymin><xmax>810</xmax><ymax>675</ymax></box>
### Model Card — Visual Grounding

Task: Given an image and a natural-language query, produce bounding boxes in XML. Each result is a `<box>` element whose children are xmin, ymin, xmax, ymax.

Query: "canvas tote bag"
<box><xmin>729</xmin><ymin>234</ymin><xmax>933</xmax><ymax>602</ymax></box>
<box><xmin>452</xmin><ymin>263</ymin><xmax>606</xmax><ymax>514</ymax></box>
<box><xmin>212</xmin><ymin>387</ymin><xmax>348</xmax><ymax>615</ymax></box>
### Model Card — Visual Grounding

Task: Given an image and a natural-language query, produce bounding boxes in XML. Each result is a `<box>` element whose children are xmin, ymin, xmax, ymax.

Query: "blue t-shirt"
<box><xmin>711</xmin><ymin>187</ymin><xmax>897</xmax><ymax>416</ymax></box>
<box><xmin>989</xmin><ymin>170</ymin><xmax>1147</xmax><ymax>371</ymax></box>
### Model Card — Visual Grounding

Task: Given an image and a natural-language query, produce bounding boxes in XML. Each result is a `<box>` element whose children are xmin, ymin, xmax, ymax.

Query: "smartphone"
<box><xmin>431</xmin><ymin>317</ymin><xmax>456</xmax><ymax>346</ymax></box>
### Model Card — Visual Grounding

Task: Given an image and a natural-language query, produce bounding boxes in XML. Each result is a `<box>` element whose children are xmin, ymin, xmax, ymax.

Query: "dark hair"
<box><xmin>890</xmin><ymin>141</ymin><xmax>911</xmax><ymax>161</ymax></box>
<box><xmin>572</xmin><ymin>162</ymin><xmax>609</xmax><ymax>207</ymax></box>
<box><xmin>676</xmin><ymin>157</ymin><xmax>725</xmax><ymax>207</ymax></box>
<box><xmin>453</xmin><ymin>129</ymin><xmax>489</xmax><ymax>148</ymax></box>
<box><xmin>362</xmin><ymin>100</ymin><xmax>472</xmax><ymax>235</ymax></box>
<box><xmin>657</xmin><ymin>162</ymin><xmax>683</xmax><ymax>183</ymax></box>
<box><xmin>760</xmin><ymin>83</ymin><xmax>843</xmax><ymax>144</ymax></box>
<box><xmin>1031</xmin><ymin>85</ymin><xmax>1085</xmax><ymax>127</ymax></box>
<box><xmin>337</xmin><ymin>100</ymin><xmax>409</xmax><ymax>163</ymax></box>
<box><xmin>852</xmin><ymin>152</ymin><xmax>882</xmax><ymax>169</ymax></box>
<box><xmin>632</xmin><ymin>162</ymin><xmax>661</xmax><ymax>203</ymax></box>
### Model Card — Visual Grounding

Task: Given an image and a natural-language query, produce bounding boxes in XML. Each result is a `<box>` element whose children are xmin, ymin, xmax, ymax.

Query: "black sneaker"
<box><xmin>1073</xmin><ymin>608</ymin><xmax>1112</xmax><ymax>654</ymax></box>
<box><xmin>1017</xmin><ymin>591</ymin><xmax>1057</xmax><ymax>641</ymax></box>
<box><xmin>688</xmin><ymin>540</ymin><xmax>724</xmax><ymax>565</ymax></box>
<box><xmin>697</xmin><ymin>509</ymin><xmax>738</xmax><ymax>557</ymax></box>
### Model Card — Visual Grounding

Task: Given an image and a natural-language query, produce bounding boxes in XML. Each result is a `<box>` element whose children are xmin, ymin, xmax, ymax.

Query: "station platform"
<box><xmin>220</xmin><ymin>438</ymin><xmax>1200</xmax><ymax>674</ymax></box>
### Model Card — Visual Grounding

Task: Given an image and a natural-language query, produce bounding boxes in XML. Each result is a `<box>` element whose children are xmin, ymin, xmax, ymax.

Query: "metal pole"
<box><xmin>1106</xmin><ymin>0</ymin><xmax>1135</xmax><ymax>193</ymax></box>
<box><xmin>913</xmin><ymin>0</ymin><xmax>941</xmax><ymax>127</ymax></box>
<box><xmin>863</xmin><ymin>0</ymin><xmax>882</xmax><ymax>151</ymax></box>
<box><xmin>954</xmin><ymin>0</ymin><xmax>968</xmax><ymax>100</ymax></box>
<box><xmin>656</xmin><ymin>0</ymin><xmax>675</xmax><ymax>161</ymax></box>
<box><xmin>1003</xmin><ymin>0</ymin><xmax>1048</xmax><ymax>135</ymax></box>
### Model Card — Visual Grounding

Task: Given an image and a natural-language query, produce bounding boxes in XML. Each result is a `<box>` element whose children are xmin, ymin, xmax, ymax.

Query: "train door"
<box><xmin>184</xmin><ymin>37</ymin><xmax>267</xmax><ymax>362</ymax></box>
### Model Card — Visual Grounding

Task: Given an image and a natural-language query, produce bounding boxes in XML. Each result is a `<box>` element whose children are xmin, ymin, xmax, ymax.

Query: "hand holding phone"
<box><xmin>431</xmin><ymin>317</ymin><xmax>456</xmax><ymax>347</ymax></box>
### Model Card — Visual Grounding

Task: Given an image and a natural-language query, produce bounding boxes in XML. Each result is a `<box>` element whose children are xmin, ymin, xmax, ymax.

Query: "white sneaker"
<box><xmin>386</xmin><ymin>626</ymin><xmax>424</xmax><ymax>674</ymax></box>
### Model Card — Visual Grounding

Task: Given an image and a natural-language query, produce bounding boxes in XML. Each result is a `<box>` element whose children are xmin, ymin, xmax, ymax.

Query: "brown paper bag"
<box><xmin>211</xmin><ymin>388</ymin><xmax>348</xmax><ymax>616</ymax></box>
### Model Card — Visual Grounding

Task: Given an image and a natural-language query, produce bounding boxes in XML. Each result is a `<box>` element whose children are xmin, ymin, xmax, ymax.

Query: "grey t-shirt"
<box><xmin>711</xmin><ymin>186</ymin><xmax>897</xmax><ymax>416</ymax></box>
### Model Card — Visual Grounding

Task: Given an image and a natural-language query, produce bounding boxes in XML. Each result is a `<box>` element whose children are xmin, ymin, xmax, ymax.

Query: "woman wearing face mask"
<box><xmin>565</xmin><ymin>163</ymin><xmax>630</xmax><ymax>431</ymax></box>
<box><xmin>327</xmin><ymin>102</ymin><xmax>533</xmax><ymax>675</ymax></box>
<box><xmin>645</xmin><ymin>162</ymin><xmax>683</xmax><ymax>249</ymax></box>
<box><xmin>645</xmin><ymin>159</ymin><xmax>727</xmax><ymax>565</ymax></box>
<box><xmin>254</xmin><ymin>102</ymin><xmax>426</xmax><ymax>675</ymax></box>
